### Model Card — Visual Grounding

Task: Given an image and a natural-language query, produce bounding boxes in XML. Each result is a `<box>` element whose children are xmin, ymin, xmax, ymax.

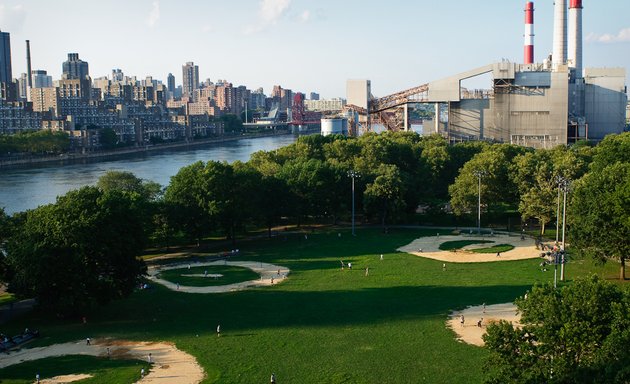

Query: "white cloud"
<box><xmin>201</xmin><ymin>24</ymin><xmax>215</xmax><ymax>33</ymax></box>
<box><xmin>260</xmin><ymin>0</ymin><xmax>291</xmax><ymax>25</ymax></box>
<box><xmin>299</xmin><ymin>10</ymin><xmax>310</xmax><ymax>23</ymax></box>
<box><xmin>586</xmin><ymin>27</ymin><xmax>630</xmax><ymax>44</ymax></box>
<box><xmin>243</xmin><ymin>0</ymin><xmax>291</xmax><ymax>34</ymax></box>
<box><xmin>0</xmin><ymin>4</ymin><xmax>27</xmax><ymax>32</ymax></box>
<box><xmin>146</xmin><ymin>1</ymin><xmax>160</xmax><ymax>28</ymax></box>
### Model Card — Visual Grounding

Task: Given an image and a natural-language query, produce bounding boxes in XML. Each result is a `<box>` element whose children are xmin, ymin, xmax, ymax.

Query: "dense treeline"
<box><xmin>0</xmin><ymin>131</ymin><xmax>628</xmax><ymax>314</ymax></box>
<box><xmin>0</xmin><ymin>130</ymin><xmax>70</xmax><ymax>156</ymax></box>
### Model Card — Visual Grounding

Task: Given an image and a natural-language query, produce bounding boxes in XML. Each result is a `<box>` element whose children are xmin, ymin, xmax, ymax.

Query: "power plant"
<box><xmin>345</xmin><ymin>1</ymin><xmax>627</xmax><ymax>148</ymax></box>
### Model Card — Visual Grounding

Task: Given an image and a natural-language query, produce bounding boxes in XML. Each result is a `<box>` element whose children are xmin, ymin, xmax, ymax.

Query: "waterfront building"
<box><xmin>309</xmin><ymin>92</ymin><xmax>320</xmax><ymax>100</ymax></box>
<box><xmin>304</xmin><ymin>98</ymin><xmax>346</xmax><ymax>112</ymax></box>
<box><xmin>0</xmin><ymin>100</ymin><xmax>42</xmax><ymax>134</ymax></box>
<box><xmin>249</xmin><ymin>88</ymin><xmax>266</xmax><ymax>110</ymax></box>
<box><xmin>182</xmin><ymin>62</ymin><xmax>199</xmax><ymax>98</ymax></box>
<box><xmin>31</xmin><ymin>87</ymin><xmax>59</xmax><ymax>117</ymax></box>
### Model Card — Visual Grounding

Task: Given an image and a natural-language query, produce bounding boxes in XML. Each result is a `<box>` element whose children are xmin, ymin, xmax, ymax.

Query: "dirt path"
<box><xmin>447</xmin><ymin>303</ymin><xmax>521</xmax><ymax>346</ymax></box>
<box><xmin>398</xmin><ymin>234</ymin><xmax>542</xmax><ymax>263</ymax></box>
<box><xmin>148</xmin><ymin>261</ymin><xmax>290</xmax><ymax>293</ymax></box>
<box><xmin>0</xmin><ymin>339</ymin><xmax>204</xmax><ymax>384</ymax></box>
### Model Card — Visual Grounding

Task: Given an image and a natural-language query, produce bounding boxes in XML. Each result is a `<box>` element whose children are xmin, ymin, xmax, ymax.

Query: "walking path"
<box><xmin>447</xmin><ymin>303</ymin><xmax>521</xmax><ymax>346</ymax></box>
<box><xmin>398</xmin><ymin>233</ymin><xmax>541</xmax><ymax>263</ymax></box>
<box><xmin>148</xmin><ymin>261</ymin><xmax>290</xmax><ymax>293</ymax></box>
<box><xmin>0</xmin><ymin>338</ymin><xmax>204</xmax><ymax>384</ymax></box>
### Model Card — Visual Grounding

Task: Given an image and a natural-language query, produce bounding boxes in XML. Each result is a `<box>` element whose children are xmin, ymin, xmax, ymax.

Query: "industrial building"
<box><xmin>346</xmin><ymin>0</ymin><xmax>627</xmax><ymax>147</ymax></box>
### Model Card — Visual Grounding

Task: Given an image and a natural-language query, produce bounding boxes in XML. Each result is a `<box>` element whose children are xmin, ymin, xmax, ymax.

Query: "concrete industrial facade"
<box><xmin>346</xmin><ymin>1</ymin><xmax>627</xmax><ymax>148</ymax></box>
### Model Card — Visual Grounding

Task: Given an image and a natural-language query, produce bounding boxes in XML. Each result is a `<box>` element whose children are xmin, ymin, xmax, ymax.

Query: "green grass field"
<box><xmin>438</xmin><ymin>239</ymin><xmax>493</xmax><ymax>251</ymax></box>
<box><xmin>157</xmin><ymin>265</ymin><xmax>260</xmax><ymax>287</ymax></box>
<box><xmin>0</xmin><ymin>355</ymin><xmax>147</xmax><ymax>384</ymax></box>
<box><xmin>0</xmin><ymin>228</ymin><xmax>621</xmax><ymax>383</ymax></box>
<box><xmin>471</xmin><ymin>244</ymin><xmax>515</xmax><ymax>254</ymax></box>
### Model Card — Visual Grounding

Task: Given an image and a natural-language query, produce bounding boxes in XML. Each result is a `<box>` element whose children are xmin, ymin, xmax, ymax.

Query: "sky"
<box><xmin>0</xmin><ymin>0</ymin><xmax>629</xmax><ymax>99</ymax></box>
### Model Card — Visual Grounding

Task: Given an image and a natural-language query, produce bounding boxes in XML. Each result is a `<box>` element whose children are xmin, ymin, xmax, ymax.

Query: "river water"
<box><xmin>0</xmin><ymin>134</ymin><xmax>300</xmax><ymax>215</ymax></box>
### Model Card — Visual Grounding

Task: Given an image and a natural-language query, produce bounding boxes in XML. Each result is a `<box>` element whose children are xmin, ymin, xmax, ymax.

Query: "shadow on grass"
<box><xmin>16</xmin><ymin>282</ymin><xmax>529</xmax><ymax>346</ymax></box>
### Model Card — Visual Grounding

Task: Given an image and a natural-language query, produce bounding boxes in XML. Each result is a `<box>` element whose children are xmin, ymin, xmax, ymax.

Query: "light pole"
<box><xmin>559</xmin><ymin>178</ymin><xmax>570</xmax><ymax>281</ymax></box>
<box><xmin>472</xmin><ymin>170</ymin><xmax>487</xmax><ymax>235</ymax></box>
<box><xmin>555</xmin><ymin>176</ymin><xmax>562</xmax><ymax>243</ymax></box>
<box><xmin>347</xmin><ymin>170</ymin><xmax>360</xmax><ymax>236</ymax></box>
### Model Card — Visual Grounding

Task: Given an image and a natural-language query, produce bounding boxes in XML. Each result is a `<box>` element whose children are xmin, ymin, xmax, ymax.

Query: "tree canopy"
<box><xmin>483</xmin><ymin>276</ymin><xmax>630</xmax><ymax>384</ymax></box>
<box><xmin>2</xmin><ymin>187</ymin><xmax>147</xmax><ymax>314</ymax></box>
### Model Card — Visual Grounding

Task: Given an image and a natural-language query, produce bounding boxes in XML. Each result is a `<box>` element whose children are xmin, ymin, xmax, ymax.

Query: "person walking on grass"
<box><xmin>271</xmin><ymin>373</ymin><xmax>276</xmax><ymax>383</ymax></box>
<box><xmin>217</xmin><ymin>324</ymin><xmax>221</xmax><ymax>337</ymax></box>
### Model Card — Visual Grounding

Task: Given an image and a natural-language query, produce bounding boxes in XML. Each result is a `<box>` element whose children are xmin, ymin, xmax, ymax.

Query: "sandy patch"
<box><xmin>447</xmin><ymin>303</ymin><xmax>521</xmax><ymax>346</ymax></box>
<box><xmin>149</xmin><ymin>261</ymin><xmax>290</xmax><ymax>293</ymax></box>
<box><xmin>398</xmin><ymin>233</ymin><xmax>542</xmax><ymax>263</ymax></box>
<box><xmin>180</xmin><ymin>273</ymin><xmax>223</xmax><ymax>278</ymax></box>
<box><xmin>40</xmin><ymin>374</ymin><xmax>93</xmax><ymax>383</ymax></box>
<box><xmin>0</xmin><ymin>339</ymin><xmax>204</xmax><ymax>384</ymax></box>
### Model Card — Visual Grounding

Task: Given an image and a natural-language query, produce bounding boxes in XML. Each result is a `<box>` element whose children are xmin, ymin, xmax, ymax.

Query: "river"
<box><xmin>0</xmin><ymin>134</ymin><xmax>301</xmax><ymax>215</ymax></box>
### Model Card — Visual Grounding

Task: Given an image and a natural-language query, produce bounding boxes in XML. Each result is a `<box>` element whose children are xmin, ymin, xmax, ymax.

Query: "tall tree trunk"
<box><xmin>540</xmin><ymin>221</ymin><xmax>546</xmax><ymax>236</ymax></box>
<box><xmin>621</xmin><ymin>257</ymin><xmax>626</xmax><ymax>281</ymax></box>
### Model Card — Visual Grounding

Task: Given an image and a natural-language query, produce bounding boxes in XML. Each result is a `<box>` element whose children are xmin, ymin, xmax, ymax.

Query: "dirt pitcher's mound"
<box><xmin>447</xmin><ymin>303</ymin><xmax>521</xmax><ymax>346</ymax></box>
<box><xmin>0</xmin><ymin>339</ymin><xmax>204</xmax><ymax>384</ymax></box>
<box><xmin>398</xmin><ymin>234</ymin><xmax>540</xmax><ymax>263</ymax></box>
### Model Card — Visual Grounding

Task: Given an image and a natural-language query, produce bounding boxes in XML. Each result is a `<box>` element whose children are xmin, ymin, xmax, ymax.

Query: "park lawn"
<box><xmin>471</xmin><ymin>244</ymin><xmax>515</xmax><ymax>254</ymax></box>
<box><xmin>439</xmin><ymin>239</ymin><xmax>493</xmax><ymax>251</ymax></box>
<box><xmin>0</xmin><ymin>355</ymin><xmax>147</xmax><ymax>384</ymax></box>
<box><xmin>157</xmin><ymin>265</ymin><xmax>260</xmax><ymax>287</ymax></box>
<box><xmin>0</xmin><ymin>228</ymin><xmax>620</xmax><ymax>383</ymax></box>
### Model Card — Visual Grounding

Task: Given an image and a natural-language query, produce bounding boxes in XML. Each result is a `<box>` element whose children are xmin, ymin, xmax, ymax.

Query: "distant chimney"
<box><xmin>568</xmin><ymin>0</ymin><xmax>583</xmax><ymax>78</ymax></box>
<box><xmin>552</xmin><ymin>0</ymin><xmax>567</xmax><ymax>69</ymax></box>
<box><xmin>524</xmin><ymin>2</ymin><xmax>535</xmax><ymax>64</ymax></box>
<box><xmin>26</xmin><ymin>40</ymin><xmax>32</xmax><ymax>101</ymax></box>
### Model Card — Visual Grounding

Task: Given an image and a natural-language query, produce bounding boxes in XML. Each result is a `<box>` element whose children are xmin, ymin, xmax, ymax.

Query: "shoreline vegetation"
<box><xmin>0</xmin><ymin>128</ymin><xmax>318</xmax><ymax>169</ymax></box>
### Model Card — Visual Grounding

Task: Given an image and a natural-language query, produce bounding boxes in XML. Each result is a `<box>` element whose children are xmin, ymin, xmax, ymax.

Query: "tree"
<box><xmin>363</xmin><ymin>164</ymin><xmax>406</xmax><ymax>230</ymax></box>
<box><xmin>164</xmin><ymin>161</ymin><xmax>214</xmax><ymax>246</ymax></box>
<box><xmin>3</xmin><ymin>187</ymin><xmax>147</xmax><ymax>314</ymax></box>
<box><xmin>569</xmin><ymin>163</ymin><xmax>630</xmax><ymax>280</ymax></box>
<box><xmin>97</xmin><ymin>170</ymin><xmax>162</xmax><ymax>201</ymax></box>
<box><xmin>449</xmin><ymin>144</ymin><xmax>524</xmax><ymax>217</ymax></box>
<box><xmin>483</xmin><ymin>276</ymin><xmax>630</xmax><ymax>384</ymax></box>
<box><xmin>99</xmin><ymin>128</ymin><xmax>118</xmax><ymax>149</ymax></box>
<box><xmin>511</xmin><ymin>147</ymin><xmax>590</xmax><ymax>235</ymax></box>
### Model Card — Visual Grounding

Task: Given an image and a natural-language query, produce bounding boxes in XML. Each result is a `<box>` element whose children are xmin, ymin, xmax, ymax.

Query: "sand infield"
<box><xmin>398</xmin><ymin>233</ymin><xmax>541</xmax><ymax>263</ymax></box>
<box><xmin>0</xmin><ymin>339</ymin><xmax>204</xmax><ymax>383</ymax></box>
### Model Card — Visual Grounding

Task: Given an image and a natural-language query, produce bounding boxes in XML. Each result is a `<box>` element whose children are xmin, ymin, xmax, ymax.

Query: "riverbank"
<box><xmin>0</xmin><ymin>128</ymin><xmax>319</xmax><ymax>169</ymax></box>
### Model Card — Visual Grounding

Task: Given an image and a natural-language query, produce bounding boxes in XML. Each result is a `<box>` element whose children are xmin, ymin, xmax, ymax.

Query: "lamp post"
<box><xmin>347</xmin><ymin>170</ymin><xmax>360</xmax><ymax>236</ymax></box>
<box><xmin>472</xmin><ymin>169</ymin><xmax>487</xmax><ymax>235</ymax></box>
<box><xmin>559</xmin><ymin>178</ymin><xmax>571</xmax><ymax>281</ymax></box>
<box><xmin>555</xmin><ymin>176</ymin><xmax>563</xmax><ymax>244</ymax></box>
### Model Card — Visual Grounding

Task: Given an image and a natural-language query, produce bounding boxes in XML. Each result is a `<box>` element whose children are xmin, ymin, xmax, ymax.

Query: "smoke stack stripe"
<box><xmin>568</xmin><ymin>0</ymin><xmax>583</xmax><ymax>78</ymax></box>
<box><xmin>524</xmin><ymin>2</ymin><xmax>535</xmax><ymax>64</ymax></box>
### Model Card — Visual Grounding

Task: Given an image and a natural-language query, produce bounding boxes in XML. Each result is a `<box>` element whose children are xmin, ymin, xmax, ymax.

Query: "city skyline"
<box><xmin>0</xmin><ymin>0</ymin><xmax>629</xmax><ymax>98</ymax></box>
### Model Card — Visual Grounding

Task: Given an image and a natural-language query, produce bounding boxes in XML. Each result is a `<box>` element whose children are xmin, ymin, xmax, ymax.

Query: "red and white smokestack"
<box><xmin>524</xmin><ymin>2</ymin><xmax>535</xmax><ymax>64</ymax></box>
<box><xmin>568</xmin><ymin>0</ymin><xmax>583</xmax><ymax>78</ymax></box>
<box><xmin>552</xmin><ymin>0</ymin><xmax>567</xmax><ymax>69</ymax></box>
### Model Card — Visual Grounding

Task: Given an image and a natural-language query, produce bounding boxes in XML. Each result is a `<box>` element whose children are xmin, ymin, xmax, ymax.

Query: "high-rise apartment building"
<box><xmin>62</xmin><ymin>53</ymin><xmax>89</xmax><ymax>80</ymax></box>
<box><xmin>32</xmin><ymin>70</ymin><xmax>53</xmax><ymax>88</ymax></box>
<box><xmin>167</xmin><ymin>73</ymin><xmax>175</xmax><ymax>94</ymax></box>
<box><xmin>182</xmin><ymin>62</ymin><xmax>199</xmax><ymax>99</ymax></box>
<box><xmin>0</xmin><ymin>30</ymin><xmax>12</xmax><ymax>84</ymax></box>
